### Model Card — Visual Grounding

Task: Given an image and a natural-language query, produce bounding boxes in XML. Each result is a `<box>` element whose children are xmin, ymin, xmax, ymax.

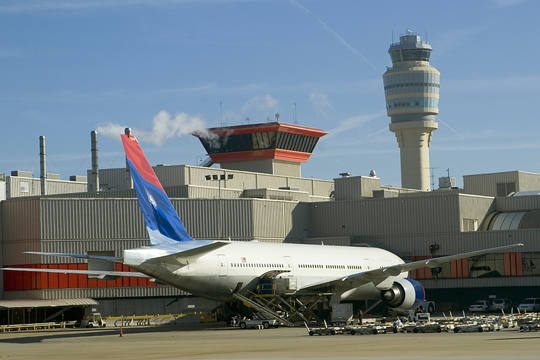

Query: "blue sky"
<box><xmin>1</xmin><ymin>0</ymin><xmax>538</xmax><ymax>189</ymax></box>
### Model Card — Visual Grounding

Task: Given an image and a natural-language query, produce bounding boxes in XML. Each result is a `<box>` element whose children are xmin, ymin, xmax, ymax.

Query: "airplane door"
<box><xmin>284</xmin><ymin>256</ymin><xmax>294</xmax><ymax>275</ymax></box>
<box><xmin>218</xmin><ymin>254</ymin><xmax>228</xmax><ymax>277</ymax></box>
<box><xmin>364</xmin><ymin>258</ymin><xmax>372</xmax><ymax>270</ymax></box>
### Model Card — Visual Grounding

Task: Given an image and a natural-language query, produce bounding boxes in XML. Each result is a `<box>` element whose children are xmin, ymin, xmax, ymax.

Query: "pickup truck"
<box><xmin>231</xmin><ymin>313</ymin><xmax>280</xmax><ymax>329</ymax></box>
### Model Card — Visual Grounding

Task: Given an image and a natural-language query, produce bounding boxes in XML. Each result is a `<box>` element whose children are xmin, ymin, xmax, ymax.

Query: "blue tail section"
<box><xmin>121</xmin><ymin>134</ymin><xmax>194</xmax><ymax>244</ymax></box>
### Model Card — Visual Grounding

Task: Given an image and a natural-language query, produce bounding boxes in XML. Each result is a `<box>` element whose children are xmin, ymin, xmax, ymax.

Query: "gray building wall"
<box><xmin>96</xmin><ymin>165</ymin><xmax>333</xmax><ymax>201</ymax></box>
<box><xmin>7</xmin><ymin>176</ymin><xmax>87</xmax><ymax>199</ymax></box>
<box><xmin>463</xmin><ymin>171</ymin><xmax>540</xmax><ymax>197</ymax></box>
<box><xmin>334</xmin><ymin>175</ymin><xmax>381</xmax><ymax>201</ymax></box>
<box><xmin>309</xmin><ymin>191</ymin><xmax>468</xmax><ymax>238</ymax></box>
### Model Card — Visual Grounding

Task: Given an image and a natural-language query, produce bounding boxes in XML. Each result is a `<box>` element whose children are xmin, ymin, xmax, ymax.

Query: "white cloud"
<box><xmin>240</xmin><ymin>94</ymin><xmax>279</xmax><ymax>121</ymax></box>
<box><xmin>327</xmin><ymin>111</ymin><xmax>385</xmax><ymax>138</ymax></box>
<box><xmin>309</xmin><ymin>92</ymin><xmax>333</xmax><ymax>118</ymax></box>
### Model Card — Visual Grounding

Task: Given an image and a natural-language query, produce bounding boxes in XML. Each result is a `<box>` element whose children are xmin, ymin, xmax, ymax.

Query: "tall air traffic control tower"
<box><xmin>383</xmin><ymin>30</ymin><xmax>440</xmax><ymax>191</ymax></box>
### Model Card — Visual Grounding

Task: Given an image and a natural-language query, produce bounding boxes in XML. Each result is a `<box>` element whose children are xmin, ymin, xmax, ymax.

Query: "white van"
<box><xmin>518</xmin><ymin>298</ymin><xmax>540</xmax><ymax>312</ymax></box>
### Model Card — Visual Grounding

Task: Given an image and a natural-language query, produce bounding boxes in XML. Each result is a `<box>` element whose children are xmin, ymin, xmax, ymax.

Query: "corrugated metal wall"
<box><xmin>1</xmin><ymin>198</ymin><xmax>41</xmax><ymax>241</ymax></box>
<box><xmin>518</xmin><ymin>172</ymin><xmax>540</xmax><ymax>192</ymax></box>
<box><xmin>302</xmin><ymin>237</ymin><xmax>351</xmax><ymax>246</ymax></box>
<box><xmin>40</xmin><ymin>199</ymin><xmax>146</xmax><ymax>240</ymax></box>
<box><xmin>420</xmin><ymin>276</ymin><xmax>540</xmax><ymax>290</ymax></box>
<box><xmin>6</xmin><ymin>177</ymin><xmax>87</xmax><ymax>199</ymax></box>
<box><xmin>252</xmin><ymin>199</ymin><xmax>308</xmax><ymax>241</ymax></box>
<box><xmin>354</xmin><ymin>228</ymin><xmax>537</xmax><ymax>259</ymax></box>
<box><xmin>334</xmin><ymin>176</ymin><xmax>381</xmax><ymax>201</ymax></box>
<box><xmin>272</xmin><ymin>160</ymin><xmax>301</xmax><ymax>177</ymax></box>
<box><xmin>309</xmin><ymin>192</ymin><xmax>463</xmax><ymax>238</ymax></box>
<box><xmin>94</xmin><ymin>168</ymin><xmax>127</xmax><ymax>191</ymax></box>
<box><xmin>97</xmin><ymin>165</ymin><xmax>333</xmax><ymax>200</ymax></box>
<box><xmin>463</xmin><ymin>171</ymin><xmax>519</xmax><ymax>197</ymax></box>
<box><xmin>222</xmin><ymin>159</ymin><xmax>274</xmax><ymax>174</ymax></box>
<box><xmin>458</xmin><ymin>193</ymin><xmax>495</xmax><ymax>230</ymax></box>
<box><xmin>3</xmin><ymin>286</ymin><xmax>187</xmax><ymax>300</ymax></box>
<box><xmin>496</xmin><ymin>195</ymin><xmax>540</xmax><ymax>212</ymax></box>
<box><xmin>153</xmin><ymin>165</ymin><xmax>186</xmax><ymax>187</ymax></box>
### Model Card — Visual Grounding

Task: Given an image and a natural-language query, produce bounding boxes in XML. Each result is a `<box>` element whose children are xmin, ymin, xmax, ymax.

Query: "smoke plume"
<box><xmin>96</xmin><ymin>110</ymin><xmax>211</xmax><ymax>145</ymax></box>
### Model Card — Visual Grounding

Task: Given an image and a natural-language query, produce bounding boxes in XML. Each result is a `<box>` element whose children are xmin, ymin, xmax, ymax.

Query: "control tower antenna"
<box><xmin>383</xmin><ymin>30</ymin><xmax>440</xmax><ymax>191</ymax></box>
<box><xmin>220</xmin><ymin>101</ymin><xmax>223</xmax><ymax>127</ymax></box>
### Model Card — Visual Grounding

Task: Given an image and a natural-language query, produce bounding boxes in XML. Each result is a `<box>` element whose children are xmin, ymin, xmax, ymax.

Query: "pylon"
<box><xmin>119</xmin><ymin>326</ymin><xmax>124</xmax><ymax>337</ymax></box>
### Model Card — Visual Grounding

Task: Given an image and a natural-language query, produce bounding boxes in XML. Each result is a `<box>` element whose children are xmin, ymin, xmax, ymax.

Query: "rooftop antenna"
<box><xmin>220</xmin><ymin>101</ymin><xmax>223</xmax><ymax>127</ymax></box>
<box><xmin>275</xmin><ymin>113</ymin><xmax>280</xmax><ymax>122</ymax></box>
<box><xmin>293</xmin><ymin>102</ymin><xmax>298</xmax><ymax>124</ymax></box>
<box><xmin>392</xmin><ymin>30</ymin><xmax>394</xmax><ymax>44</ymax></box>
<box><xmin>430</xmin><ymin>166</ymin><xmax>440</xmax><ymax>191</ymax></box>
<box><xmin>425</xmin><ymin>29</ymin><xmax>428</xmax><ymax>42</ymax></box>
<box><xmin>245</xmin><ymin>117</ymin><xmax>250</xmax><ymax>125</ymax></box>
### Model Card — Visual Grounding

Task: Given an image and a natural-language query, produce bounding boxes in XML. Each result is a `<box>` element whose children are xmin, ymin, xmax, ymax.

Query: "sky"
<box><xmin>1</xmin><ymin>0</ymin><xmax>539</xmax><ymax>189</ymax></box>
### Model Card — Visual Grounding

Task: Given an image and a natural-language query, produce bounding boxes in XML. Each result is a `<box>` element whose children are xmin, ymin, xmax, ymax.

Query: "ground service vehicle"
<box><xmin>234</xmin><ymin>313</ymin><xmax>279</xmax><ymax>329</ymax></box>
<box><xmin>492</xmin><ymin>298</ymin><xmax>513</xmax><ymax>312</ymax></box>
<box><xmin>518</xmin><ymin>298</ymin><xmax>540</xmax><ymax>312</ymax></box>
<box><xmin>81</xmin><ymin>313</ymin><xmax>106</xmax><ymax>328</ymax></box>
<box><xmin>469</xmin><ymin>300</ymin><xmax>492</xmax><ymax>313</ymax></box>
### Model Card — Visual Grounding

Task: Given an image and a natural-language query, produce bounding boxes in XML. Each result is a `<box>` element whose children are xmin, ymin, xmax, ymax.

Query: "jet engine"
<box><xmin>380</xmin><ymin>278</ymin><xmax>425</xmax><ymax>311</ymax></box>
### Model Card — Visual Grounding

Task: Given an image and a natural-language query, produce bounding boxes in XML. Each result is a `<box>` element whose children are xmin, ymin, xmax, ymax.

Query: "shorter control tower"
<box><xmin>194</xmin><ymin>122</ymin><xmax>328</xmax><ymax>177</ymax></box>
<box><xmin>383</xmin><ymin>30</ymin><xmax>440</xmax><ymax>191</ymax></box>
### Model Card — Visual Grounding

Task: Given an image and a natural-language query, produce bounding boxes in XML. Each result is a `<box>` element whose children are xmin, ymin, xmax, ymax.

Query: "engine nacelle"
<box><xmin>380</xmin><ymin>278</ymin><xmax>425</xmax><ymax>311</ymax></box>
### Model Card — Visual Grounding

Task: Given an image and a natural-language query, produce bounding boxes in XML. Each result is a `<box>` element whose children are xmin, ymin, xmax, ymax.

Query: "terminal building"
<box><xmin>1</xmin><ymin>31</ymin><xmax>539</xmax><ymax>324</ymax></box>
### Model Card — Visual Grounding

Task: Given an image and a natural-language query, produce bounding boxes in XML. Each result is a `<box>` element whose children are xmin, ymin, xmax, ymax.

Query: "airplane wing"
<box><xmin>25</xmin><ymin>252</ymin><xmax>123</xmax><ymax>262</ymax></box>
<box><xmin>1</xmin><ymin>267</ymin><xmax>150</xmax><ymax>279</ymax></box>
<box><xmin>299</xmin><ymin>243</ymin><xmax>524</xmax><ymax>291</ymax></box>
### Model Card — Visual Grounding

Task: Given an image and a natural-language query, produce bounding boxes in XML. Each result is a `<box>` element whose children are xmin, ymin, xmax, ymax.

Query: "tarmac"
<box><xmin>0</xmin><ymin>322</ymin><xmax>539</xmax><ymax>360</ymax></box>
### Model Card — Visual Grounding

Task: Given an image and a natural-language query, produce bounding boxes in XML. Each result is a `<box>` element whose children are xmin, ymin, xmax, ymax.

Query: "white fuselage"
<box><xmin>124</xmin><ymin>241</ymin><xmax>407</xmax><ymax>302</ymax></box>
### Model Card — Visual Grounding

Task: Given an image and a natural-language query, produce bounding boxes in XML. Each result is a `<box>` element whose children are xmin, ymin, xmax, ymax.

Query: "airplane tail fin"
<box><xmin>121</xmin><ymin>134</ymin><xmax>194</xmax><ymax>244</ymax></box>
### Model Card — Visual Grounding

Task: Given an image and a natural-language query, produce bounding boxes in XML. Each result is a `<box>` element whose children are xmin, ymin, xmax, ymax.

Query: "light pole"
<box><xmin>205</xmin><ymin>173</ymin><xmax>233</xmax><ymax>199</ymax></box>
<box><xmin>205</xmin><ymin>173</ymin><xmax>233</xmax><ymax>240</ymax></box>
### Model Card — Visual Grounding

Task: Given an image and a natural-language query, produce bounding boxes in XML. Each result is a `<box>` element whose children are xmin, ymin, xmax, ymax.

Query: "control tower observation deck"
<box><xmin>383</xmin><ymin>30</ymin><xmax>440</xmax><ymax>191</ymax></box>
<box><xmin>194</xmin><ymin>122</ymin><xmax>328</xmax><ymax>177</ymax></box>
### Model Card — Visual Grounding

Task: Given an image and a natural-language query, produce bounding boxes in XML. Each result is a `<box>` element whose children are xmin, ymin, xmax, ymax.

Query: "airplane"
<box><xmin>3</xmin><ymin>134</ymin><xmax>524</xmax><ymax>313</ymax></box>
